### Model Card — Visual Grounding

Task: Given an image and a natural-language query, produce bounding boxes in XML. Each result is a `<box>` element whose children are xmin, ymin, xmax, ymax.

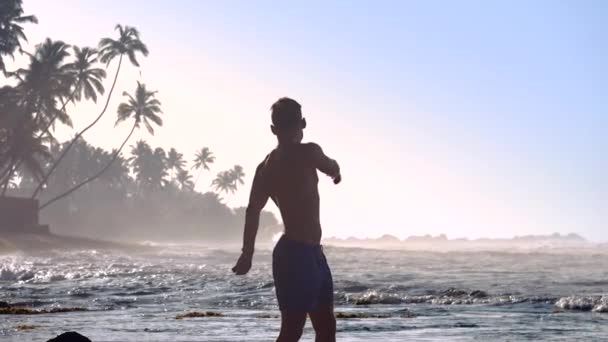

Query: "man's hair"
<box><xmin>271</xmin><ymin>97</ymin><xmax>302</xmax><ymax>129</ymax></box>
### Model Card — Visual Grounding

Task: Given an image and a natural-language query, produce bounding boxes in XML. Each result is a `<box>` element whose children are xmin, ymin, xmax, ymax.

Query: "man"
<box><xmin>232</xmin><ymin>97</ymin><xmax>341</xmax><ymax>342</ymax></box>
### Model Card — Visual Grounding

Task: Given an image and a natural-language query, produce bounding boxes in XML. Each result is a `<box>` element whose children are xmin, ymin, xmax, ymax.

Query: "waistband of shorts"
<box><xmin>277</xmin><ymin>234</ymin><xmax>322</xmax><ymax>250</ymax></box>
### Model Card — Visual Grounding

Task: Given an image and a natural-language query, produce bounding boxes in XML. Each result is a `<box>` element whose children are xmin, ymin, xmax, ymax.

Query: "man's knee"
<box><xmin>313</xmin><ymin>315</ymin><xmax>336</xmax><ymax>341</ymax></box>
<box><xmin>277</xmin><ymin>327</ymin><xmax>304</xmax><ymax>342</ymax></box>
<box><xmin>278</xmin><ymin>311</ymin><xmax>306</xmax><ymax>342</ymax></box>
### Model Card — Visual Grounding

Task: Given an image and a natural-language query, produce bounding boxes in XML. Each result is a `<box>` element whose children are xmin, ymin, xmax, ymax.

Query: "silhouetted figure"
<box><xmin>232</xmin><ymin>98</ymin><xmax>341</xmax><ymax>342</ymax></box>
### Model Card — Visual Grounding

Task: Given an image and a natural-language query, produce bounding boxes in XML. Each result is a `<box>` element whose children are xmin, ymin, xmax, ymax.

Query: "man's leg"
<box><xmin>309</xmin><ymin>304</ymin><xmax>336</xmax><ymax>342</ymax></box>
<box><xmin>277</xmin><ymin>310</ymin><xmax>307</xmax><ymax>342</ymax></box>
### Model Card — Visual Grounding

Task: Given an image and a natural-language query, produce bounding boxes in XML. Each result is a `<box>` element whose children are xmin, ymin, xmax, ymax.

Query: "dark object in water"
<box><xmin>336</xmin><ymin>312</ymin><xmax>391</xmax><ymax>319</ymax></box>
<box><xmin>441</xmin><ymin>288</ymin><xmax>468</xmax><ymax>297</ymax></box>
<box><xmin>47</xmin><ymin>332</ymin><xmax>91</xmax><ymax>342</ymax></box>
<box><xmin>0</xmin><ymin>306</ymin><xmax>87</xmax><ymax>315</ymax></box>
<box><xmin>175</xmin><ymin>311</ymin><xmax>223</xmax><ymax>319</ymax></box>
<box><xmin>15</xmin><ymin>324</ymin><xmax>38</xmax><ymax>330</ymax></box>
<box><xmin>469</xmin><ymin>290</ymin><xmax>489</xmax><ymax>298</ymax></box>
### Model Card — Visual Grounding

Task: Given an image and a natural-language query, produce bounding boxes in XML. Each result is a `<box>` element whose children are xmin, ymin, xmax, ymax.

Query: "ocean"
<box><xmin>1</xmin><ymin>244</ymin><xmax>607</xmax><ymax>341</ymax></box>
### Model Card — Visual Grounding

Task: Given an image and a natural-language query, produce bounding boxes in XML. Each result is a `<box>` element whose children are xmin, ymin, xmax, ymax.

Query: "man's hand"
<box><xmin>232</xmin><ymin>253</ymin><xmax>253</xmax><ymax>275</ymax></box>
<box><xmin>333</xmin><ymin>173</ymin><xmax>342</xmax><ymax>185</ymax></box>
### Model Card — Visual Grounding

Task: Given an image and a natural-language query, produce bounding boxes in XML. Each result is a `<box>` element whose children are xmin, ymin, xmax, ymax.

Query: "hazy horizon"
<box><xmin>9</xmin><ymin>0</ymin><xmax>607</xmax><ymax>241</ymax></box>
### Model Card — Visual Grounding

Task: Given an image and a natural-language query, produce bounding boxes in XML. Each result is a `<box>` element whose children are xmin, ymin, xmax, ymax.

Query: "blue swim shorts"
<box><xmin>272</xmin><ymin>235</ymin><xmax>334</xmax><ymax>312</ymax></box>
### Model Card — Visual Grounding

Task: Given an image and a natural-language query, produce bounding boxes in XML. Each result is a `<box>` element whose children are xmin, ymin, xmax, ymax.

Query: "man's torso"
<box><xmin>260</xmin><ymin>143</ymin><xmax>322</xmax><ymax>243</ymax></box>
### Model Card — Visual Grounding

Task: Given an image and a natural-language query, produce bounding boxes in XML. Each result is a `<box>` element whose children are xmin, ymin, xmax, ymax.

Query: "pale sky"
<box><xmin>11</xmin><ymin>0</ymin><xmax>607</xmax><ymax>240</ymax></box>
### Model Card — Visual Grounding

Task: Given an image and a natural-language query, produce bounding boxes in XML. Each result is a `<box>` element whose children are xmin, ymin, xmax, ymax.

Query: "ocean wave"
<box><xmin>555</xmin><ymin>295</ymin><xmax>608</xmax><ymax>312</ymax></box>
<box><xmin>337</xmin><ymin>288</ymin><xmax>556</xmax><ymax>306</ymax></box>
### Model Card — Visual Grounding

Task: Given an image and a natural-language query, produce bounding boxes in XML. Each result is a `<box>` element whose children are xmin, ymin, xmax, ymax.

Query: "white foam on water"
<box><xmin>555</xmin><ymin>295</ymin><xmax>608</xmax><ymax>312</ymax></box>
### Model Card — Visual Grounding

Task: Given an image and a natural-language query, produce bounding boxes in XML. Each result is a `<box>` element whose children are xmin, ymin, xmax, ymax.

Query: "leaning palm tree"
<box><xmin>0</xmin><ymin>0</ymin><xmax>38</xmax><ymax>75</ymax></box>
<box><xmin>166</xmin><ymin>147</ymin><xmax>185</xmax><ymax>181</ymax></box>
<box><xmin>33</xmin><ymin>24</ymin><xmax>149</xmax><ymax>198</ymax></box>
<box><xmin>40</xmin><ymin>82</ymin><xmax>162</xmax><ymax>210</ymax></box>
<box><xmin>211</xmin><ymin>170</ymin><xmax>236</xmax><ymax>195</ymax></box>
<box><xmin>192</xmin><ymin>147</ymin><xmax>215</xmax><ymax>188</ymax></box>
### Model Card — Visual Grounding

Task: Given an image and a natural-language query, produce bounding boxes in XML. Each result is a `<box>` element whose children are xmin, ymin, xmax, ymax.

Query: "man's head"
<box><xmin>270</xmin><ymin>97</ymin><xmax>306</xmax><ymax>144</ymax></box>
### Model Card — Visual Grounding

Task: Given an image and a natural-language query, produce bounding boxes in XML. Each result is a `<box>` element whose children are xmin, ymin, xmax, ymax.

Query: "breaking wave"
<box><xmin>555</xmin><ymin>295</ymin><xmax>608</xmax><ymax>313</ymax></box>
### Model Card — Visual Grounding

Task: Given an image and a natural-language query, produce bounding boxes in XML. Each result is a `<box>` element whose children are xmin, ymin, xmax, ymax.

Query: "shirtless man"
<box><xmin>232</xmin><ymin>97</ymin><xmax>341</xmax><ymax>342</ymax></box>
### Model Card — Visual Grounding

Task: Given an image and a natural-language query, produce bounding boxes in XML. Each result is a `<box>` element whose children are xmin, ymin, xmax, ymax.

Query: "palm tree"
<box><xmin>229</xmin><ymin>165</ymin><xmax>245</xmax><ymax>190</ymax></box>
<box><xmin>15</xmin><ymin>38</ymin><xmax>73</xmax><ymax>130</ymax></box>
<box><xmin>98</xmin><ymin>149</ymin><xmax>130</xmax><ymax>190</ymax></box>
<box><xmin>0</xmin><ymin>0</ymin><xmax>38</xmax><ymax>75</ymax></box>
<box><xmin>0</xmin><ymin>85</ymin><xmax>25</xmax><ymax>179</ymax></box>
<box><xmin>129</xmin><ymin>139</ymin><xmax>152</xmax><ymax>187</ymax></box>
<box><xmin>1</xmin><ymin>39</ymin><xmax>70</xmax><ymax>182</ymax></box>
<box><xmin>166</xmin><ymin>147</ymin><xmax>185</xmax><ymax>181</ymax></box>
<box><xmin>212</xmin><ymin>170</ymin><xmax>236</xmax><ymax>195</ymax></box>
<box><xmin>40</xmin><ymin>82</ymin><xmax>162</xmax><ymax>210</ymax></box>
<box><xmin>1</xmin><ymin>44</ymin><xmax>107</xmax><ymax>183</ymax></box>
<box><xmin>176</xmin><ymin>169</ymin><xmax>194</xmax><ymax>191</ymax></box>
<box><xmin>67</xmin><ymin>46</ymin><xmax>106</xmax><ymax>103</ymax></box>
<box><xmin>150</xmin><ymin>147</ymin><xmax>168</xmax><ymax>190</ymax></box>
<box><xmin>1</xmin><ymin>120</ymin><xmax>51</xmax><ymax>195</ymax></box>
<box><xmin>33</xmin><ymin>24</ymin><xmax>149</xmax><ymax>198</ymax></box>
<box><xmin>192</xmin><ymin>147</ymin><xmax>215</xmax><ymax>188</ymax></box>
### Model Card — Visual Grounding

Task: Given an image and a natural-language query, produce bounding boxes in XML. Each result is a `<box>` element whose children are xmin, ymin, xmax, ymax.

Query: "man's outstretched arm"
<box><xmin>232</xmin><ymin>163</ymin><xmax>269</xmax><ymax>275</ymax></box>
<box><xmin>309</xmin><ymin>143</ymin><xmax>341</xmax><ymax>184</ymax></box>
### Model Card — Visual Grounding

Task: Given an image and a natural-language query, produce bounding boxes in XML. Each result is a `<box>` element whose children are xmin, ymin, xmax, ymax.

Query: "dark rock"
<box><xmin>335</xmin><ymin>312</ymin><xmax>391</xmax><ymax>319</ymax></box>
<box><xmin>0</xmin><ymin>301</ymin><xmax>10</xmax><ymax>308</ymax></box>
<box><xmin>256</xmin><ymin>314</ymin><xmax>279</xmax><ymax>319</ymax></box>
<box><xmin>441</xmin><ymin>288</ymin><xmax>468</xmax><ymax>297</ymax></box>
<box><xmin>175</xmin><ymin>311</ymin><xmax>223</xmax><ymax>319</ymax></box>
<box><xmin>16</xmin><ymin>324</ymin><xmax>38</xmax><ymax>330</ymax></box>
<box><xmin>469</xmin><ymin>290</ymin><xmax>489</xmax><ymax>298</ymax></box>
<box><xmin>0</xmin><ymin>306</ymin><xmax>87</xmax><ymax>315</ymax></box>
<box><xmin>47</xmin><ymin>332</ymin><xmax>91</xmax><ymax>342</ymax></box>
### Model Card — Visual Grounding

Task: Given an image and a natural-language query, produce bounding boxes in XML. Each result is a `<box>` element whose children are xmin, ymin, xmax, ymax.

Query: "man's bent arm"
<box><xmin>309</xmin><ymin>143</ymin><xmax>340</xmax><ymax>179</ymax></box>
<box><xmin>241</xmin><ymin>164</ymin><xmax>269</xmax><ymax>256</ymax></box>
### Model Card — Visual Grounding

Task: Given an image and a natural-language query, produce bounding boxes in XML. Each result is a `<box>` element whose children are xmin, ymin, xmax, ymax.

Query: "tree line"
<box><xmin>0</xmin><ymin>0</ymin><xmax>281</xmax><ymax>241</ymax></box>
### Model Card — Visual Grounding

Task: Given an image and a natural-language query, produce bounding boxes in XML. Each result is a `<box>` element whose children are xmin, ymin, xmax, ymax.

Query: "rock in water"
<box><xmin>47</xmin><ymin>332</ymin><xmax>91</xmax><ymax>342</ymax></box>
<box><xmin>469</xmin><ymin>290</ymin><xmax>489</xmax><ymax>298</ymax></box>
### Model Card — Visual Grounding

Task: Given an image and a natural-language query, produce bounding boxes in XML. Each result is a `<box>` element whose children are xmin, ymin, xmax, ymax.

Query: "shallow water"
<box><xmin>1</xmin><ymin>245</ymin><xmax>608</xmax><ymax>341</ymax></box>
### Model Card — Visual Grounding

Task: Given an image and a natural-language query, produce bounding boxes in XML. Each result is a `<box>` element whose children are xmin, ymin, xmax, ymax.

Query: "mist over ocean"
<box><xmin>2</xmin><ymin>243</ymin><xmax>607</xmax><ymax>341</ymax></box>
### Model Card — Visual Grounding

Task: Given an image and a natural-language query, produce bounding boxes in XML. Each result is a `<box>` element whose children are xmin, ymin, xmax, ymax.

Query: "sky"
<box><xmin>10</xmin><ymin>0</ymin><xmax>607</xmax><ymax>240</ymax></box>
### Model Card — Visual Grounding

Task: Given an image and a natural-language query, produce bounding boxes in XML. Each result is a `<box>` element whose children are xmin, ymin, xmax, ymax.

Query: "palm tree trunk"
<box><xmin>0</xmin><ymin>164</ymin><xmax>13</xmax><ymax>185</ymax></box>
<box><xmin>193</xmin><ymin>168</ymin><xmax>203</xmax><ymax>190</ymax></box>
<box><xmin>32</xmin><ymin>54</ymin><xmax>124</xmax><ymax>198</ymax></box>
<box><xmin>0</xmin><ymin>166</ymin><xmax>15</xmax><ymax>196</ymax></box>
<box><xmin>37</xmin><ymin>90</ymin><xmax>77</xmax><ymax>139</ymax></box>
<box><xmin>39</xmin><ymin>121</ymin><xmax>136</xmax><ymax>211</ymax></box>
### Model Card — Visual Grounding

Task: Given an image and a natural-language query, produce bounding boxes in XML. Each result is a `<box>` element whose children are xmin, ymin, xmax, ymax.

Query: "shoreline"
<box><xmin>0</xmin><ymin>232</ymin><xmax>151</xmax><ymax>254</ymax></box>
